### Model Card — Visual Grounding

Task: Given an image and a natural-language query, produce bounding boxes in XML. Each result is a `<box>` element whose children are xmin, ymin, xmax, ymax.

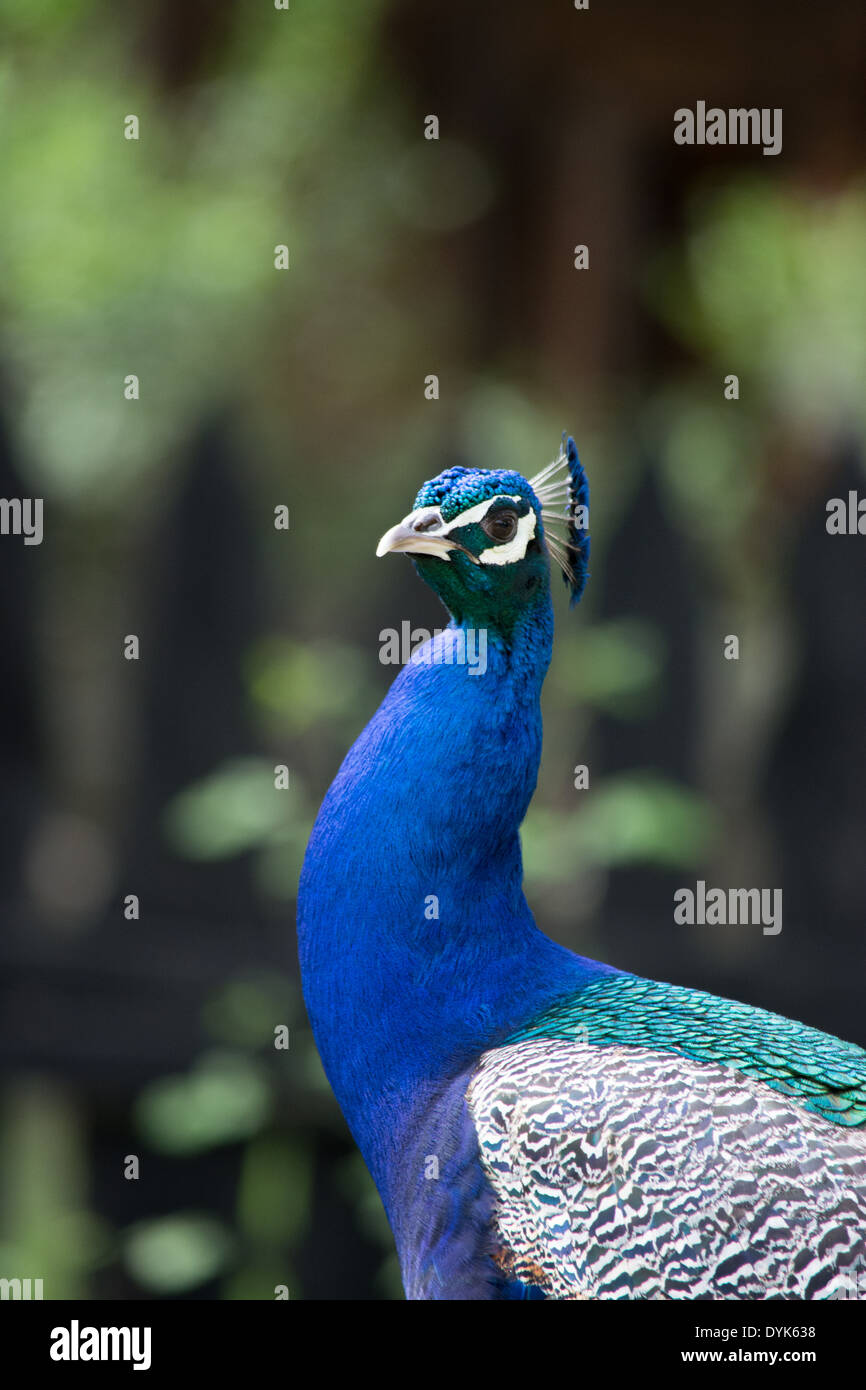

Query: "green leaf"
<box><xmin>135</xmin><ymin>1051</ymin><xmax>270</xmax><ymax>1155</ymax></box>
<box><xmin>162</xmin><ymin>757</ymin><xmax>299</xmax><ymax>861</ymax></box>
<box><xmin>523</xmin><ymin>772</ymin><xmax>718</xmax><ymax>882</ymax></box>
<box><xmin>236</xmin><ymin>1137</ymin><xmax>311</xmax><ymax>1247</ymax></box>
<box><xmin>123</xmin><ymin>1214</ymin><xmax>234</xmax><ymax>1294</ymax></box>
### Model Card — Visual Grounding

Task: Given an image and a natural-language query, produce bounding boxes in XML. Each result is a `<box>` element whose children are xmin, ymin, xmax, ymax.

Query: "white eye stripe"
<box><xmin>477</xmin><ymin>509</ymin><xmax>537</xmax><ymax>565</ymax></box>
<box><xmin>398</xmin><ymin>494</ymin><xmax>537</xmax><ymax>565</ymax></box>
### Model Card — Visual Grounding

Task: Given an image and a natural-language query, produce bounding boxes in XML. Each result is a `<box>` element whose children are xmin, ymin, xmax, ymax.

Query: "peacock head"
<box><xmin>376</xmin><ymin>434</ymin><xmax>590</xmax><ymax>633</ymax></box>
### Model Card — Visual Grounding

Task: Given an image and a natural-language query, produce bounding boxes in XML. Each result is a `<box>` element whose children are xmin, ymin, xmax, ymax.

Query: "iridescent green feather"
<box><xmin>509</xmin><ymin>974</ymin><xmax>866</xmax><ymax>1128</ymax></box>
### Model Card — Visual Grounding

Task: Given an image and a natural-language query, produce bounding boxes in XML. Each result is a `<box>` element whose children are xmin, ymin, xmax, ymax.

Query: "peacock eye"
<box><xmin>482</xmin><ymin>509</ymin><xmax>518</xmax><ymax>542</ymax></box>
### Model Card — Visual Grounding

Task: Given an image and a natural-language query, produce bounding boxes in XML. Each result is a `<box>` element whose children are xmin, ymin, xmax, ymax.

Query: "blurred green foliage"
<box><xmin>523</xmin><ymin>773</ymin><xmax>718</xmax><ymax>886</ymax></box>
<box><xmin>124</xmin><ymin>1213</ymin><xmax>234</xmax><ymax>1295</ymax></box>
<box><xmin>0</xmin><ymin>1080</ymin><xmax>110</xmax><ymax>1299</ymax></box>
<box><xmin>651</xmin><ymin>181</ymin><xmax>866</xmax><ymax>436</ymax></box>
<box><xmin>135</xmin><ymin>1052</ymin><xmax>271</xmax><ymax>1156</ymax></box>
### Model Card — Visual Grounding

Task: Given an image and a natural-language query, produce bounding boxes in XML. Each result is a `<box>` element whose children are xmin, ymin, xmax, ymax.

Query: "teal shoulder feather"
<box><xmin>509</xmin><ymin>974</ymin><xmax>866</xmax><ymax>1128</ymax></box>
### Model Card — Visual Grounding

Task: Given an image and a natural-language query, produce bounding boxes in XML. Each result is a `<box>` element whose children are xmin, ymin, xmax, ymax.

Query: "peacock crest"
<box><xmin>528</xmin><ymin>433</ymin><xmax>590</xmax><ymax>604</ymax></box>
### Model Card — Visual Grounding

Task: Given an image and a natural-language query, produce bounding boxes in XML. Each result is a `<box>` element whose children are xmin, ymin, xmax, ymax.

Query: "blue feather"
<box><xmin>564</xmin><ymin>434</ymin><xmax>591</xmax><ymax>605</ymax></box>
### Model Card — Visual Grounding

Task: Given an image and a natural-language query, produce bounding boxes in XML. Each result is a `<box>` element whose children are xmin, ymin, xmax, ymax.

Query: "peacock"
<box><xmin>297</xmin><ymin>436</ymin><xmax>866</xmax><ymax>1300</ymax></box>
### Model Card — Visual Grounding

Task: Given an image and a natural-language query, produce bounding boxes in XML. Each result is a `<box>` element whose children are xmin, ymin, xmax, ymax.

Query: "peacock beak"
<box><xmin>375</xmin><ymin>519</ymin><xmax>460</xmax><ymax>561</ymax></box>
<box><xmin>377</xmin><ymin>504</ymin><xmax>484</xmax><ymax>564</ymax></box>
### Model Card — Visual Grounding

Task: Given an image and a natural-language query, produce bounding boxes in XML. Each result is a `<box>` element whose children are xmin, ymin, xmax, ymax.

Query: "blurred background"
<box><xmin>0</xmin><ymin>0</ymin><xmax>864</xmax><ymax>1299</ymax></box>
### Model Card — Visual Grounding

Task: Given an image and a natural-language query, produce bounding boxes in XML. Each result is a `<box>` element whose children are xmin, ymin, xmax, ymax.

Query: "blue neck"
<box><xmin>297</xmin><ymin>591</ymin><xmax>616</xmax><ymax>1201</ymax></box>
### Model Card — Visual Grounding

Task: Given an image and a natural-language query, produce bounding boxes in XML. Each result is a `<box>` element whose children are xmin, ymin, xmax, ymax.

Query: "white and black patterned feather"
<box><xmin>468</xmin><ymin>1040</ymin><xmax>866</xmax><ymax>1299</ymax></box>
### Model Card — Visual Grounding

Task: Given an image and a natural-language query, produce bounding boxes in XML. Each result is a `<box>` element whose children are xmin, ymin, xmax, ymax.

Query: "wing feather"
<box><xmin>468</xmin><ymin>1039</ymin><xmax>866</xmax><ymax>1299</ymax></box>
